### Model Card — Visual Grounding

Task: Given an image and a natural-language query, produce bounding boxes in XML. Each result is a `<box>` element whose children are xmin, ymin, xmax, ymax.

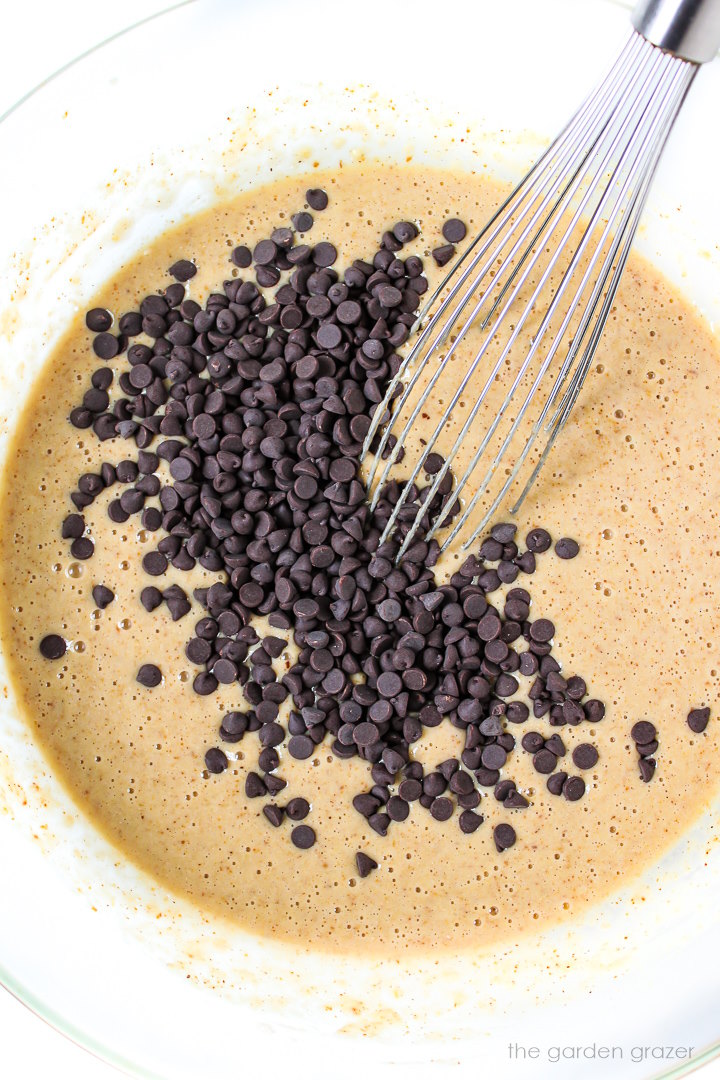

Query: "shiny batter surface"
<box><xmin>0</xmin><ymin>165</ymin><xmax>718</xmax><ymax>953</ymax></box>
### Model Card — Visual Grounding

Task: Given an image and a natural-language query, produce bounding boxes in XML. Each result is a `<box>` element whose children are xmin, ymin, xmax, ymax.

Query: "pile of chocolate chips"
<box><xmin>44</xmin><ymin>187</ymin><xmax>610</xmax><ymax>867</ymax></box>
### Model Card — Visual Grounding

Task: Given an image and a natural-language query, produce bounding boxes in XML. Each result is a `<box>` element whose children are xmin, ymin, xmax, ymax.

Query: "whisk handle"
<box><xmin>632</xmin><ymin>0</ymin><xmax>720</xmax><ymax>62</ymax></box>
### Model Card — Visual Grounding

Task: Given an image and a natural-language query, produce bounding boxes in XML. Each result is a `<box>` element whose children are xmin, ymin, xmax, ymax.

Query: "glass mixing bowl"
<box><xmin>1</xmin><ymin>1</ymin><xmax>719</xmax><ymax>1077</ymax></box>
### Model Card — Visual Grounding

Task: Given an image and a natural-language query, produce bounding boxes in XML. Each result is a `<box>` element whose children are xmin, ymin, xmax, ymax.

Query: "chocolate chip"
<box><xmin>71</xmin><ymin>537</ymin><xmax>94</xmax><ymax>561</ymax></box>
<box><xmin>635</xmin><ymin>740</ymin><xmax>658</xmax><ymax>757</ymax></box>
<box><xmin>288</xmin><ymin>735</ymin><xmax>314</xmax><ymax>759</ymax></box>
<box><xmin>555</xmin><ymin>537</ymin><xmax>579</xmax><ymax>560</ymax></box>
<box><xmin>532</xmin><ymin>749</ymin><xmax>557</xmax><ymax>774</ymax></box>
<box><xmin>231</xmin><ymin>245</ymin><xmax>252</xmax><ymax>268</ymax></box>
<box><xmin>164</xmin><ymin>585</ymin><xmax>190</xmax><ymax>621</ymax></box>
<box><xmin>265</xmin><ymin>775</ymin><xmax>287</xmax><ymax>796</ymax></box>
<box><xmin>430</xmin><ymin>797</ymin><xmax>453</xmax><ymax>821</ymax></box>
<box><xmin>92</xmin><ymin>585</ymin><xmax>114</xmax><ymax>609</ymax></box>
<box><xmin>526</xmin><ymin>527</ymin><xmax>551</xmax><ymax>552</ymax></box>
<box><xmin>258</xmin><ymin>745</ymin><xmax>278</xmax><ymax>771</ymax></box>
<box><xmin>572</xmin><ymin>743</ymin><xmax>598</xmax><ymax>769</ymax></box>
<box><xmin>245</xmin><ymin>772</ymin><xmax>266</xmax><ymax>798</ymax></box>
<box><xmin>521</xmin><ymin>731</ymin><xmax>544</xmax><ymax>754</ymax></box>
<box><xmin>263</xmin><ymin>804</ymin><xmax>285</xmax><ymax>827</ymax></box>
<box><xmin>566</xmin><ymin>675</ymin><xmax>586</xmax><ymax>700</ymax></box>
<box><xmin>493</xmin><ymin>823</ymin><xmax>516</xmax><ymax>851</ymax></box>
<box><xmin>398</xmin><ymin>779</ymin><xmax>422</xmax><ymax>801</ymax></box>
<box><xmin>292</xmin><ymin>212</ymin><xmax>313</xmax><ymax>233</ymax></box>
<box><xmin>291</xmin><ymin>824</ymin><xmax>316</xmax><ymax>849</ymax></box>
<box><xmin>687</xmin><ymin>707</ymin><xmax>710</xmax><ymax>733</ymax></box>
<box><xmin>140</xmin><ymin>586</ymin><xmax>163</xmax><ymax>612</ymax></box>
<box><xmin>442</xmin><ymin>218</ymin><xmax>467</xmax><ymax>243</ymax></box>
<box><xmin>482</xmin><ymin>744</ymin><xmax>507</xmax><ymax>770</ymax></box>
<box><xmin>393</xmin><ymin>221</ymin><xmax>418</xmax><ymax>243</ymax></box>
<box><xmin>356</xmin><ymin>851</ymin><xmax>378</xmax><ymax>878</ymax></box>
<box><xmin>136</xmin><ymin>663</ymin><xmax>162</xmax><ymax>687</ymax></box>
<box><xmin>639</xmin><ymin>758</ymin><xmax>656</xmax><ymax>783</ymax></box>
<box><xmin>306</xmin><ymin>188</ymin><xmax>328</xmax><ymax>211</ymax></box>
<box><xmin>142</xmin><ymin>551</ymin><xmax>167</xmax><ymax>577</ymax></box>
<box><xmin>86</xmin><ymin>308</ymin><xmax>114</xmax><ymax>336</ymax></box>
<box><xmin>432</xmin><ymin>244</ymin><xmax>455</xmax><ymax>267</ymax></box>
<box><xmin>631</xmin><ymin>721</ymin><xmax>656</xmax><ymax>745</ymax></box>
<box><xmin>61</xmin><ymin>514</ymin><xmax>85</xmax><ymax>539</ymax></box>
<box><xmin>39</xmin><ymin>634</ymin><xmax>66</xmax><ymax>659</ymax></box>
<box><xmin>169</xmin><ymin>259</ymin><xmax>197</xmax><ymax>281</ymax></box>
<box><xmin>584</xmin><ymin>699</ymin><xmax>606</xmax><ymax>723</ymax></box>
<box><xmin>92</xmin><ymin>333</ymin><xmax>120</xmax><ymax>360</ymax></box>
<box><xmin>546</xmin><ymin>772</ymin><xmax>566</xmax><ymax>796</ymax></box>
<box><xmin>562</xmin><ymin>776</ymin><xmax>586</xmax><ymax>801</ymax></box>
<box><xmin>377</xmin><ymin>671</ymin><xmax>402</xmax><ymax>698</ymax></box>
<box><xmin>387</xmin><ymin>796</ymin><xmax>410</xmax><ymax>821</ymax></box>
<box><xmin>205</xmin><ymin>747</ymin><xmax>228</xmax><ymax>774</ymax></box>
<box><xmin>544</xmin><ymin>734</ymin><xmax>566</xmax><ymax>757</ymax></box>
<box><xmin>529</xmin><ymin>618</ymin><xmax>554</xmax><ymax>643</ymax></box>
<box><xmin>459</xmin><ymin>809</ymin><xmax>483</xmax><ymax>834</ymax></box>
<box><xmin>313</xmin><ymin>242</ymin><xmax>337</xmax><ymax>268</ymax></box>
<box><xmin>286</xmin><ymin>798</ymin><xmax>310</xmax><ymax>821</ymax></box>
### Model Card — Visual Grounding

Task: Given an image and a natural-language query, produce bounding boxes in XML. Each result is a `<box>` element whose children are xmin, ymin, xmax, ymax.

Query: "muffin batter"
<box><xmin>0</xmin><ymin>165</ymin><xmax>718</xmax><ymax>953</ymax></box>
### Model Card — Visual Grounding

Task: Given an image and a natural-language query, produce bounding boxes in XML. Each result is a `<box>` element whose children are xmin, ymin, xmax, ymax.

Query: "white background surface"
<box><xmin>0</xmin><ymin>2</ymin><xmax>719</xmax><ymax>1079</ymax></box>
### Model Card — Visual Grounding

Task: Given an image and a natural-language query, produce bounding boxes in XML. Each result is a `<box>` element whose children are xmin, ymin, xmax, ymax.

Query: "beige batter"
<box><xmin>0</xmin><ymin>165</ymin><xmax>718</xmax><ymax>954</ymax></box>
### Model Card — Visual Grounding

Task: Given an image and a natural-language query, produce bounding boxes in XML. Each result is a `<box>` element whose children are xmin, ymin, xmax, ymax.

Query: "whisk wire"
<box><xmin>361</xmin><ymin>32</ymin><xmax>644</xmax><ymax>491</ymax></box>
<box><xmin>367</xmin><ymin>35</ymin><xmax>657</xmax><ymax>530</ymax></box>
<box><xmin>360</xmin><ymin>28</ymin><xmax>697</xmax><ymax>561</ymax></box>
<box><xmin>388</xmin><ymin>38</ymin><xmax>670</xmax><ymax>557</ymax></box>
<box><xmin>434</xmin><ymin>49</ymin><xmax>695</xmax><ymax>551</ymax></box>
<box><xmin>508</xmin><ymin>61</ymin><xmax>697</xmax><ymax>525</ymax></box>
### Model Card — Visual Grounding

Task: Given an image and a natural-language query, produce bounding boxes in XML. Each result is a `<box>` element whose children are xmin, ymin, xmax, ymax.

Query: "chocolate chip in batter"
<box><xmin>142</xmin><ymin>551</ymin><xmax>168</xmax><ymax>577</ymax></box>
<box><xmin>638</xmin><ymin>758</ymin><xmax>656</xmax><ymax>783</ymax></box>
<box><xmin>92</xmin><ymin>585</ymin><xmax>114</xmax><ymax>609</ymax></box>
<box><xmin>168</xmin><ymin>259</ymin><xmax>197</xmax><ymax>282</ymax></box>
<box><xmin>245</xmin><ymin>772</ymin><xmax>267</xmax><ymax>798</ymax></box>
<box><xmin>140</xmin><ymin>586</ymin><xmax>163</xmax><ymax>613</ymax></box>
<box><xmin>442</xmin><ymin>218</ymin><xmax>467</xmax><ymax>243</ymax></box>
<box><xmin>205</xmin><ymin>747</ymin><xmax>228</xmax><ymax>774</ymax></box>
<box><xmin>39</xmin><ymin>634</ymin><xmax>66</xmax><ymax>660</ymax></box>
<box><xmin>687</xmin><ymin>707</ymin><xmax>710</xmax><ymax>733</ymax></box>
<box><xmin>493</xmin><ymin>823</ymin><xmax>516</xmax><ymax>851</ymax></box>
<box><xmin>555</xmin><ymin>537</ymin><xmax>580</xmax><ymax>560</ymax></box>
<box><xmin>526</xmin><ymin>527</ymin><xmax>552</xmax><ymax>552</ymax></box>
<box><xmin>432</xmin><ymin>243</ymin><xmax>455</xmax><ymax>267</ymax></box>
<box><xmin>430</xmin><ymin>797</ymin><xmax>454</xmax><ymax>822</ymax></box>
<box><xmin>532</xmin><ymin>749</ymin><xmax>557</xmax><ymax>775</ymax></box>
<box><xmin>136</xmin><ymin>663</ymin><xmax>162</xmax><ymax>688</ymax></box>
<box><xmin>562</xmin><ymin>776</ymin><xmax>586</xmax><ymax>801</ymax></box>
<box><xmin>355</xmin><ymin>851</ymin><xmax>378</xmax><ymax>878</ymax></box>
<box><xmin>572</xmin><ymin>743</ymin><xmax>598</xmax><ymax>769</ymax></box>
<box><xmin>71</xmin><ymin>537</ymin><xmax>94</xmax><ymax>561</ymax></box>
<box><xmin>263</xmin><ymin>804</ymin><xmax>285</xmax><ymax>827</ymax></box>
<box><xmin>631</xmin><ymin>721</ymin><xmax>656</xmax><ymax>745</ymax></box>
<box><xmin>306</xmin><ymin>188</ymin><xmax>328</xmax><ymax>210</ymax></box>
<box><xmin>530</xmin><ymin>618</ymin><xmax>554</xmax><ymax>643</ymax></box>
<box><xmin>231</xmin><ymin>245</ymin><xmax>252</xmax><ymax>268</ymax></box>
<box><xmin>459</xmin><ymin>809</ymin><xmax>483</xmax><ymax>833</ymax></box>
<box><xmin>546</xmin><ymin>771</ymin><xmax>567</xmax><ymax>795</ymax></box>
<box><xmin>291</xmin><ymin>824</ymin><xmax>316</xmax><ymax>849</ymax></box>
<box><xmin>286</xmin><ymin>797</ymin><xmax>310</xmax><ymax>821</ymax></box>
<box><xmin>85</xmin><ymin>308</ymin><xmax>112</xmax><ymax>332</ymax></box>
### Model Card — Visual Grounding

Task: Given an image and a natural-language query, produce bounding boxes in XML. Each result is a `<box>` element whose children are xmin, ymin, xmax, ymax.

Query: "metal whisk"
<box><xmin>362</xmin><ymin>0</ymin><xmax>720</xmax><ymax>560</ymax></box>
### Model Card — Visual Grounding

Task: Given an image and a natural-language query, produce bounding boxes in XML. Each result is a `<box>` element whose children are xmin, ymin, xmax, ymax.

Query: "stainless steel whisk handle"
<box><xmin>632</xmin><ymin>0</ymin><xmax>720</xmax><ymax>63</ymax></box>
